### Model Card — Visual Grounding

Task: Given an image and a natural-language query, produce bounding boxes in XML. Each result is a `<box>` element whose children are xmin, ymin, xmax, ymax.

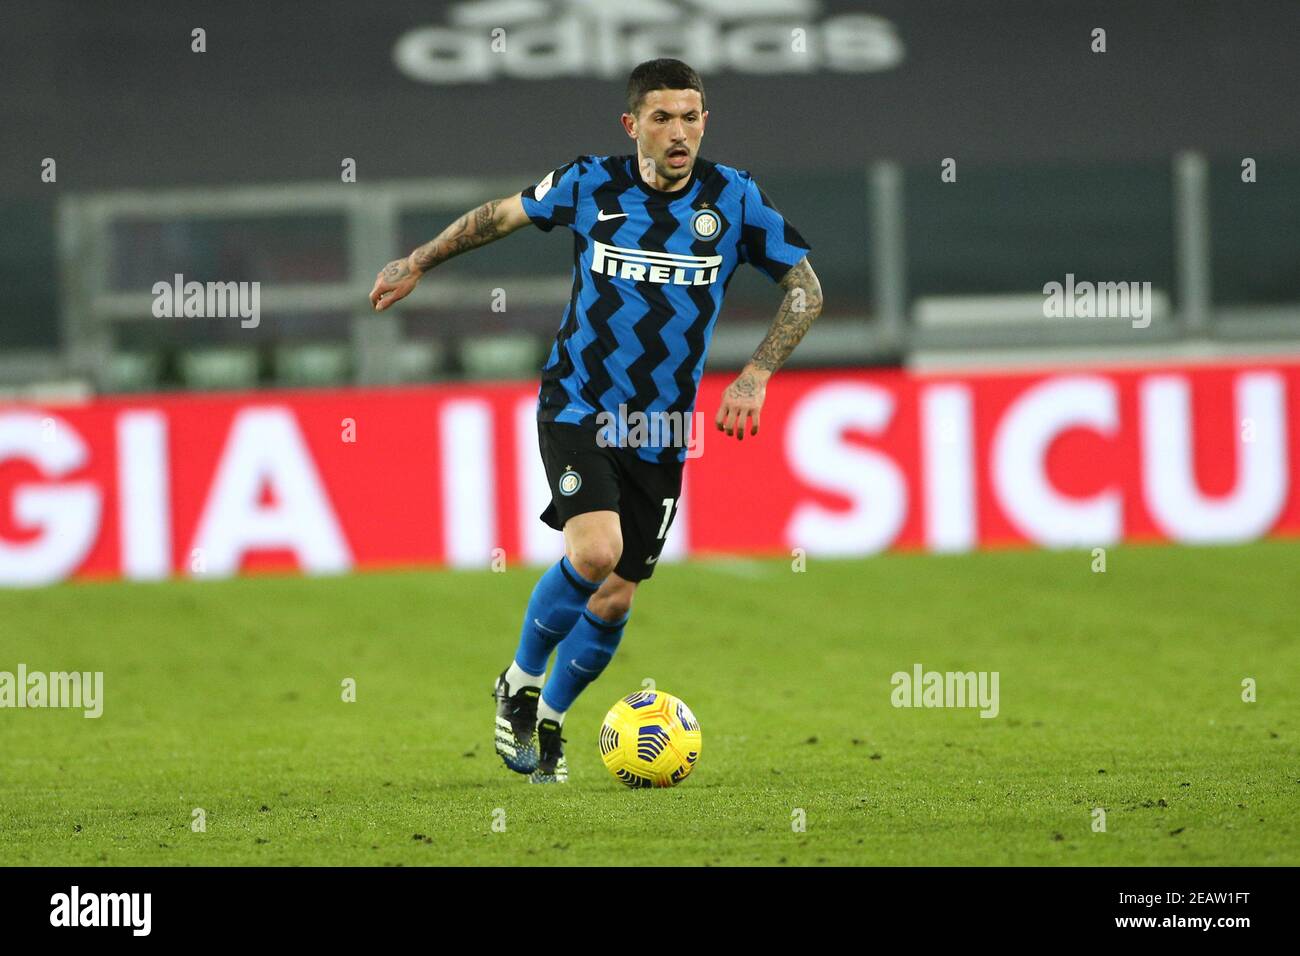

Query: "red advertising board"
<box><xmin>1</xmin><ymin>359</ymin><xmax>1297</xmax><ymax>586</ymax></box>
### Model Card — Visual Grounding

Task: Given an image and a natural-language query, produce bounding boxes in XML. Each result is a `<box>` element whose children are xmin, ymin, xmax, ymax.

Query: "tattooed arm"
<box><xmin>369</xmin><ymin>193</ymin><xmax>531</xmax><ymax>311</ymax></box>
<box><xmin>715</xmin><ymin>257</ymin><xmax>823</xmax><ymax>440</ymax></box>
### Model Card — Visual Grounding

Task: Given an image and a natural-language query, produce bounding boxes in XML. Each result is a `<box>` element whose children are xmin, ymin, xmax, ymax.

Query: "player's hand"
<box><xmin>369</xmin><ymin>256</ymin><xmax>422</xmax><ymax>311</ymax></box>
<box><xmin>715</xmin><ymin>366</ymin><xmax>769</xmax><ymax>441</ymax></box>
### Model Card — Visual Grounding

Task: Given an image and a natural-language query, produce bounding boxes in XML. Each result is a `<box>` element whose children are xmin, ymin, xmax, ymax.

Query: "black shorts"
<box><xmin>537</xmin><ymin>421</ymin><xmax>684</xmax><ymax>582</ymax></box>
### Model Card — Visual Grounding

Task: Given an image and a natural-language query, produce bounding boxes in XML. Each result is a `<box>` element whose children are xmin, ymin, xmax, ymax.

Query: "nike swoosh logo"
<box><xmin>570</xmin><ymin>661</ymin><xmax>597</xmax><ymax>674</ymax></box>
<box><xmin>597</xmin><ymin>210</ymin><xmax>628</xmax><ymax>221</ymax></box>
<box><xmin>533</xmin><ymin>618</ymin><xmax>566</xmax><ymax>636</ymax></box>
<box><xmin>645</xmin><ymin>555</ymin><xmax>659</xmax><ymax>564</ymax></box>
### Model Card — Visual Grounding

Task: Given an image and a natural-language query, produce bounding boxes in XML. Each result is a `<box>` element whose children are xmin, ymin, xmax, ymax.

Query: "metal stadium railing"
<box><xmin>32</xmin><ymin>153</ymin><xmax>1300</xmax><ymax>396</ymax></box>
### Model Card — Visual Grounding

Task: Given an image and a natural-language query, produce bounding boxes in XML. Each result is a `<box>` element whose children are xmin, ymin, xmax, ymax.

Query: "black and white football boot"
<box><xmin>529</xmin><ymin>717</ymin><xmax>568</xmax><ymax>784</ymax></box>
<box><xmin>492</xmin><ymin>670</ymin><xmax>540</xmax><ymax>774</ymax></box>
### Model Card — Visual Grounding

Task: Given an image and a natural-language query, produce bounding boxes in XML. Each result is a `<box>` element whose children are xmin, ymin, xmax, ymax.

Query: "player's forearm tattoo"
<box><xmin>749</xmin><ymin>258</ymin><xmax>823</xmax><ymax>373</ymax></box>
<box><xmin>410</xmin><ymin>199</ymin><xmax>505</xmax><ymax>272</ymax></box>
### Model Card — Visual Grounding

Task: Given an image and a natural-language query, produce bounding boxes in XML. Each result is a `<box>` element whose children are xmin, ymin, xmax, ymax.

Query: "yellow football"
<box><xmin>599</xmin><ymin>690</ymin><xmax>702</xmax><ymax>788</ymax></box>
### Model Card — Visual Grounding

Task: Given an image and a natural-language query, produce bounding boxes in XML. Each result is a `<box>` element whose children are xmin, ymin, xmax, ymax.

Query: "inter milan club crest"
<box><xmin>690</xmin><ymin>207</ymin><xmax>721</xmax><ymax>241</ymax></box>
<box><xmin>558</xmin><ymin>467</ymin><xmax>582</xmax><ymax>496</ymax></box>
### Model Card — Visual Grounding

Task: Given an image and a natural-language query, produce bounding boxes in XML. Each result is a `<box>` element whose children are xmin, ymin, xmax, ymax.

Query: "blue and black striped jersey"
<box><xmin>520</xmin><ymin>154</ymin><xmax>811</xmax><ymax>463</ymax></box>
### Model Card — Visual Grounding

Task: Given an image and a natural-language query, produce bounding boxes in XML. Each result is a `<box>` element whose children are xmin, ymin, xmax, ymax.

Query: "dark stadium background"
<box><xmin>3</xmin><ymin>0</ymin><xmax>1298</xmax><ymax>373</ymax></box>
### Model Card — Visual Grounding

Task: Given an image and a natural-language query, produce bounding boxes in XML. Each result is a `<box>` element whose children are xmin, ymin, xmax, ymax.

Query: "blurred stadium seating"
<box><xmin>2</xmin><ymin>1</ymin><xmax>1298</xmax><ymax>397</ymax></box>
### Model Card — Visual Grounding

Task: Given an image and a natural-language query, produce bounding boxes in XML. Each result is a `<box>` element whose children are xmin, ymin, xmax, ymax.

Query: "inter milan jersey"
<box><xmin>520</xmin><ymin>154</ymin><xmax>811</xmax><ymax>463</ymax></box>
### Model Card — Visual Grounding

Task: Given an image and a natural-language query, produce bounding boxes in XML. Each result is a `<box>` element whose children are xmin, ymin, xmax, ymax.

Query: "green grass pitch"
<box><xmin>1</xmin><ymin>541</ymin><xmax>1297</xmax><ymax>866</ymax></box>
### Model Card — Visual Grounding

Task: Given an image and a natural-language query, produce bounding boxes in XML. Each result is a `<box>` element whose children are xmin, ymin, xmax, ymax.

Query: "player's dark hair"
<box><xmin>626</xmin><ymin>59</ymin><xmax>706</xmax><ymax>116</ymax></box>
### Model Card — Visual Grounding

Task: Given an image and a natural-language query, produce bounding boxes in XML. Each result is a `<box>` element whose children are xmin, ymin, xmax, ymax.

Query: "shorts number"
<box><xmin>656</xmin><ymin>498</ymin><xmax>678</xmax><ymax>540</ymax></box>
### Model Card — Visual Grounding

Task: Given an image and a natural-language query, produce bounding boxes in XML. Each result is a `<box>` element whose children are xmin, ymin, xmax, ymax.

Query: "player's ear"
<box><xmin>620</xmin><ymin>112</ymin><xmax>637</xmax><ymax>139</ymax></box>
<box><xmin>700</xmin><ymin>110</ymin><xmax>708</xmax><ymax>134</ymax></box>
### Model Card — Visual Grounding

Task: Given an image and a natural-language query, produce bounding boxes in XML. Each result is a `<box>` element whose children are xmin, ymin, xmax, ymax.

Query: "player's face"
<box><xmin>623</xmin><ymin>89</ymin><xmax>707</xmax><ymax>187</ymax></box>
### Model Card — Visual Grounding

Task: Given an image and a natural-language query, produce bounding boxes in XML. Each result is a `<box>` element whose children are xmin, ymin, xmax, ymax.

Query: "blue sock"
<box><xmin>541</xmin><ymin>609</ymin><xmax>629</xmax><ymax>713</ymax></box>
<box><xmin>514</xmin><ymin>556</ymin><xmax>603</xmax><ymax>675</ymax></box>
